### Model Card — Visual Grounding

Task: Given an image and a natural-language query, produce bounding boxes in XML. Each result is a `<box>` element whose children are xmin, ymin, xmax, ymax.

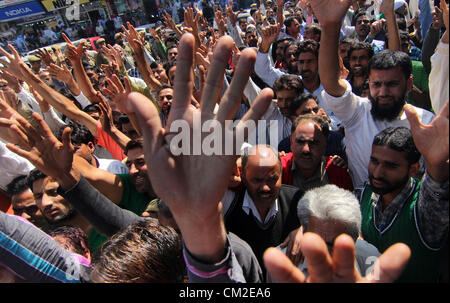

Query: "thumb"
<box><xmin>404</xmin><ymin>104</ymin><xmax>422</xmax><ymax>132</ymax></box>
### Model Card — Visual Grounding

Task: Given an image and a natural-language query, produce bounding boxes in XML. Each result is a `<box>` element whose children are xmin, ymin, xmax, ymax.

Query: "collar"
<box><xmin>242</xmin><ymin>191</ymin><xmax>279</xmax><ymax>225</ymax></box>
<box><xmin>292</xmin><ymin>157</ymin><xmax>327</xmax><ymax>182</ymax></box>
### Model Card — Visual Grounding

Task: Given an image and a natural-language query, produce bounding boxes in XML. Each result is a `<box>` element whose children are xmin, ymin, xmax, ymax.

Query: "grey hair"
<box><xmin>297</xmin><ymin>184</ymin><xmax>361</xmax><ymax>241</ymax></box>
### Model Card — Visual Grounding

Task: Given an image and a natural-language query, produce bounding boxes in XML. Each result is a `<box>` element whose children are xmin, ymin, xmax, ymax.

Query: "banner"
<box><xmin>0</xmin><ymin>1</ymin><xmax>46</xmax><ymax>21</ymax></box>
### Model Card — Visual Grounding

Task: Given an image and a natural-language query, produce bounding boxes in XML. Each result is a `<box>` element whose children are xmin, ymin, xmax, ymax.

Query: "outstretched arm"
<box><xmin>130</xmin><ymin>33</ymin><xmax>273</xmax><ymax>263</ymax></box>
<box><xmin>310</xmin><ymin>0</ymin><xmax>352</xmax><ymax>97</ymax></box>
<box><xmin>0</xmin><ymin>44</ymin><xmax>99</xmax><ymax>137</ymax></box>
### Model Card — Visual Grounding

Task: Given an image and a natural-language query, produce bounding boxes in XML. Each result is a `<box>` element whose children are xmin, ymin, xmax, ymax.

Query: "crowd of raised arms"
<box><xmin>0</xmin><ymin>0</ymin><xmax>448</xmax><ymax>284</ymax></box>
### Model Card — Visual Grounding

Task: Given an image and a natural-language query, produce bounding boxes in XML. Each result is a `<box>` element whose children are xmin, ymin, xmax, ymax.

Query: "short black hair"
<box><xmin>273</xmin><ymin>74</ymin><xmax>304</xmax><ymax>95</ymax></box>
<box><xmin>291</xmin><ymin>114</ymin><xmax>330</xmax><ymax>139</ymax></box>
<box><xmin>372</xmin><ymin>127</ymin><xmax>421</xmax><ymax>165</ymax></box>
<box><xmin>290</xmin><ymin>93</ymin><xmax>318</xmax><ymax>115</ymax></box>
<box><xmin>296</xmin><ymin>39</ymin><xmax>320</xmax><ymax>58</ymax></box>
<box><xmin>163</xmin><ymin>61</ymin><xmax>177</xmax><ymax>76</ymax></box>
<box><xmin>56</xmin><ymin>122</ymin><xmax>95</xmax><ymax>146</ymax></box>
<box><xmin>124</xmin><ymin>138</ymin><xmax>144</xmax><ymax>155</ymax></box>
<box><xmin>6</xmin><ymin>175</ymin><xmax>30</xmax><ymax>198</ymax></box>
<box><xmin>27</xmin><ymin>169</ymin><xmax>47</xmax><ymax>192</ymax></box>
<box><xmin>157</xmin><ymin>84</ymin><xmax>173</xmax><ymax>97</ymax></box>
<box><xmin>352</xmin><ymin>9</ymin><xmax>368</xmax><ymax>26</ymax></box>
<box><xmin>348</xmin><ymin>41</ymin><xmax>374</xmax><ymax>59</ymax></box>
<box><xmin>48</xmin><ymin>225</ymin><xmax>90</xmax><ymax>257</ymax></box>
<box><xmin>369</xmin><ymin>50</ymin><xmax>412</xmax><ymax>79</ymax></box>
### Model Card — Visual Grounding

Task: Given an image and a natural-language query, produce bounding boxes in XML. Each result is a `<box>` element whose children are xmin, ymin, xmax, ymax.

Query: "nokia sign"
<box><xmin>0</xmin><ymin>1</ymin><xmax>46</xmax><ymax>21</ymax></box>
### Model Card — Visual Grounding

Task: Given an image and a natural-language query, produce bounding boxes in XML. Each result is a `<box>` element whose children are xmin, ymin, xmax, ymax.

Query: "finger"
<box><xmin>0</xmin><ymin>46</ymin><xmax>12</xmax><ymax>59</ymax></box>
<box><xmin>129</xmin><ymin>92</ymin><xmax>165</xmax><ymax>157</ymax></box>
<box><xmin>404</xmin><ymin>104</ymin><xmax>425</xmax><ymax>132</ymax></box>
<box><xmin>102</xmin><ymin>87</ymin><xmax>115</xmax><ymax>99</ymax></box>
<box><xmin>332</xmin><ymin>234</ymin><xmax>360</xmax><ymax>282</ymax></box>
<box><xmin>365</xmin><ymin>243</ymin><xmax>411</xmax><ymax>283</ymax></box>
<box><xmin>437</xmin><ymin>100</ymin><xmax>449</xmax><ymax>119</ymax></box>
<box><xmin>0</xmin><ymin>119</ymin><xmax>32</xmax><ymax>149</ymax></box>
<box><xmin>263</xmin><ymin>247</ymin><xmax>307</xmax><ymax>283</ymax></box>
<box><xmin>7</xmin><ymin>44</ymin><xmax>20</xmax><ymax>60</ymax></box>
<box><xmin>5</xmin><ymin>142</ymin><xmax>35</xmax><ymax>162</ymax></box>
<box><xmin>31</xmin><ymin>112</ymin><xmax>58</xmax><ymax>143</ymax></box>
<box><xmin>216</xmin><ymin>47</ymin><xmax>256</xmax><ymax>122</ymax></box>
<box><xmin>62</xmin><ymin>33</ymin><xmax>73</xmax><ymax>45</ymax></box>
<box><xmin>170</xmin><ymin>33</ymin><xmax>196</xmax><ymax>119</ymax></box>
<box><xmin>201</xmin><ymin>36</ymin><xmax>235</xmax><ymax>115</ymax></box>
<box><xmin>301</xmin><ymin>232</ymin><xmax>334</xmax><ymax>283</ymax></box>
<box><xmin>234</xmin><ymin>88</ymin><xmax>273</xmax><ymax>149</ymax></box>
<box><xmin>106</xmin><ymin>77</ymin><xmax>120</xmax><ymax>94</ymax></box>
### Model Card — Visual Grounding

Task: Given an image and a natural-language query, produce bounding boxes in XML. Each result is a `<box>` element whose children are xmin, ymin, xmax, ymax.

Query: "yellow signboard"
<box><xmin>40</xmin><ymin>0</ymin><xmax>90</xmax><ymax>12</ymax></box>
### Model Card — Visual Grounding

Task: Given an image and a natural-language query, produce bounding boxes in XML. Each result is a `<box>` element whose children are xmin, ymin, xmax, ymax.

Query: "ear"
<box><xmin>87</xmin><ymin>142</ymin><xmax>95</xmax><ymax>153</ymax></box>
<box><xmin>406</xmin><ymin>75</ymin><xmax>413</xmax><ymax>93</ymax></box>
<box><xmin>408</xmin><ymin>162</ymin><xmax>420</xmax><ymax>178</ymax></box>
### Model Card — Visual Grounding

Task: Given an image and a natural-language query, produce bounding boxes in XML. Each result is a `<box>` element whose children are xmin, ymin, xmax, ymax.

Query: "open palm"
<box><xmin>307</xmin><ymin>0</ymin><xmax>353</xmax><ymax>25</ymax></box>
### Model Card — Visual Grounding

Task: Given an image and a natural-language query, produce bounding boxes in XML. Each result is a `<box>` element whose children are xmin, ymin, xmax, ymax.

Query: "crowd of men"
<box><xmin>0</xmin><ymin>0</ymin><xmax>448</xmax><ymax>284</ymax></box>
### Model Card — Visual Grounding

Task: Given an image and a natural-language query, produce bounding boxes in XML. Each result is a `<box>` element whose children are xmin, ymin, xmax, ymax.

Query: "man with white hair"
<box><xmin>270</xmin><ymin>184</ymin><xmax>380</xmax><ymax>281</ymax></box>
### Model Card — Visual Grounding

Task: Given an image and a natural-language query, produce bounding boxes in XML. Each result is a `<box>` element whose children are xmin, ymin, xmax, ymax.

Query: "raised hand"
<box><xmin>102</xmin><ymin>74</ymin><xmax>134</xmax><ymax>114</ymax></box>
<box><xmin>121</xmin><ymin>22</ymin><xmax>145</xmax><ymax>56</ymax></box>
<box><xmin>62</xmin><ymin>33</ymin><xmax>85</xmax><ymax>64</ymax></box>
<box><xmin>0</xmin><ymin>44</ymin><xmax>30</xmax><ymax>80</ymax></box>
<box><xmin>0</xmin><ymin>69</ymin><xmax>21</xmax><ymax>93</ymax></box>
<box><xmin>307</xmin><ymin>0</ymin><xmax>352</xmax><ymax>26</ymax></box>
<box><xmin>264</xmin><ymin>232</ymin><xmax>411</xmax><ymax>283</ymax></box>
<box><xmin>30</xmin><ymin>87</ymin><xmax>50</xmax><ymax>113</ymax></box>
<box><xmin>260</xmin><ymin>23</ymin><xmax>282</xmax><ymax>53</ymax></box>
<box><xmin>36</xmin><ymin>48</ymin><xmax>55</xmax><ymax>67</ymax></box>
<box><xmin>1</xmin><ymin>112</ymin><xmax>74</xmax><ymax>179</ymax></box>
<box><xmin>47</xmin><ymin>63</ymin><xmax>73</xmax><ymax>84</ymax></box>
<box><xmin>129</xmin><ymin>33</ymin><xmax>273</xmax><ymax>262</ymax></box>
<box><xmin>405</xmin><ymin>102</ymin><xmax>449</xmax><ymax>181</ymax></box>
<box><xmin>379</xmin><ymin>0</ymin><xmax>395</xmax><ymax>17</ymax></box>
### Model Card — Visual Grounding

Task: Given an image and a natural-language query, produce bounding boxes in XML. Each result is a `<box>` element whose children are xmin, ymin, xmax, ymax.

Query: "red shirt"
<box><xmin>280</xmin><ymin>152</ymin><xmax>354</xmax><ymax>192</ymax></box>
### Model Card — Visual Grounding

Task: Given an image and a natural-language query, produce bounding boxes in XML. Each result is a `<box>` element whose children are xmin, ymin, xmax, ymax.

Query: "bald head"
<box><xmin>242</xmin><ymin>145</ymin><xmax>281</xmax><ymax>175</ymax></box>
<box><xmin>241</xmin><ymin>145</ymin><xmax>282</xmax><ymax>206</ymax></box>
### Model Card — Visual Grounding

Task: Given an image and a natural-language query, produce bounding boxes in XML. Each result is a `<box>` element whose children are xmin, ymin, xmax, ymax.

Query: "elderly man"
<box><xmin>269</xmin><ymin>184</ymin><xmax>380</xmax><ymax>282</ymax></box>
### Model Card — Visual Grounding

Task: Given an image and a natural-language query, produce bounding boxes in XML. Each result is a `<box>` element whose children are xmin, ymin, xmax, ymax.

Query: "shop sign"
<box><xmin>0</xmin><ymin>1</ymin><xmax>46</xmax><ymax>21</ymax></box>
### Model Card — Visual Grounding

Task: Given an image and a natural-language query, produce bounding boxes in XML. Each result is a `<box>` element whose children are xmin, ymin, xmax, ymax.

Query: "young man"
<box><xmin>360</xmin><ymin>122</ymin><xmax>449</xmax><ymax>282</ymax></box>
<box><xmin>312</xmin><ymin>0</ymin><xmax>434</xmax><ymax>191</ymax></box>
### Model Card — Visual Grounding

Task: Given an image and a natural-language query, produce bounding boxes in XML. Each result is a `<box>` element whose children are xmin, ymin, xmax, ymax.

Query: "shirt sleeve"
<box><xmin>183</xmin><ymin>232</ymin><xmax>263</xmax><ymax>283</ymax></box>
<box><xmin>429</xmin><ymin>41</ymin><xmax>449</xmax><ymax>114</ymax></box>
<box><xmin>254</xmin><ymin>51</ymin><xmax>287</xmax><ymax>88</ymax></box>
<box><xmin>58</xmin><ymin>175</ymin><xmax>145</xmax><ymax>237</ymax></box>
<box><xmin>73</xmin><ymin>91</ymin><xmax>92</xmax><ymax>110</ymax></box>
<box><xmin>416</xmin><ymin>172</ymin><xmax>449</xmax><ymax>250</ymax></box>
<box><xmin>0</xmin><ymin>211</ymin><xmax>92</xmax><ymax>282</ymax></box>
<box><xmin>321</xmin><ymin>79</ymin><xmax>367</xmax><ymax>129</ymax></box>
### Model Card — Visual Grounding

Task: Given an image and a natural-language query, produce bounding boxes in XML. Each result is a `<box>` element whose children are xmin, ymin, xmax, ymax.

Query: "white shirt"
<box><xmin>221</xmin><ymin>190</ymin><xmax>279</xmax><ymax>225</ymax></box>
<box><xmin>95</xmin><ymin>157</ymin><xmax>129</xmax><ymax>175</ymax></box>
<box><xmin>0</xmin><ymin>140</ymin><xmax>35</xmax><ymax>191</ymax></box>
<box><xmin>429</xmin><ymin>41</ymin><xmax>449</xmax><ymax>114</ymax></box>
<box><xmin>322</xmin><ymin>80</ymin><xmax>435</xmax><ymax>190</ymax></box>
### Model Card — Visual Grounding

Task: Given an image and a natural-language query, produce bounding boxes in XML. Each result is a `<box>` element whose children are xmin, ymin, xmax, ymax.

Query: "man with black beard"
<box><xmin>313</xmin><ymin>0</ymin><xmax>435</xmax><ymax>192</ymax></box>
